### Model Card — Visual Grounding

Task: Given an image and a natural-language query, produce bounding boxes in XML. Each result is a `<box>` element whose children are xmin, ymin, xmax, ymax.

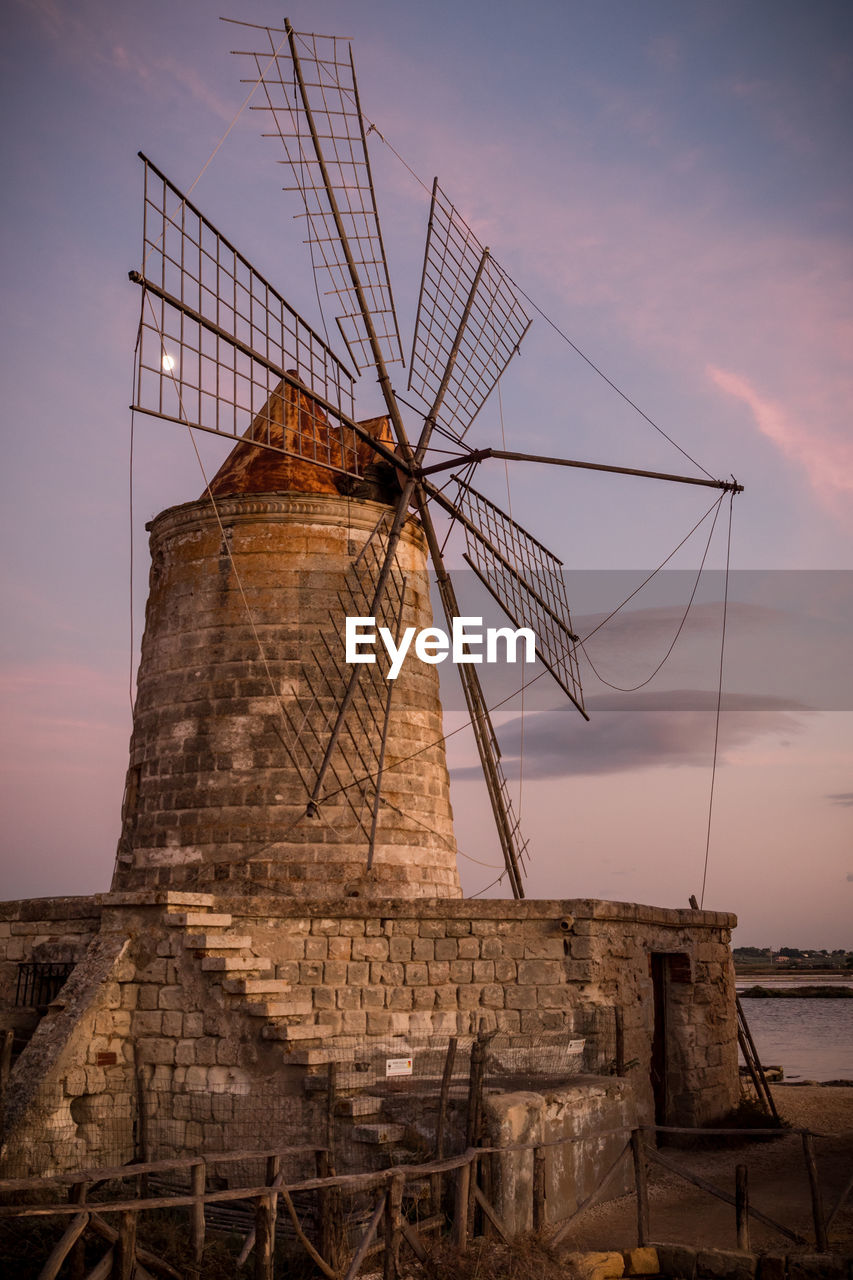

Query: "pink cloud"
<box><xmin>707</xmin><ymin>365</ymin><xmax>853</xmax><ymax>515</ymax></box>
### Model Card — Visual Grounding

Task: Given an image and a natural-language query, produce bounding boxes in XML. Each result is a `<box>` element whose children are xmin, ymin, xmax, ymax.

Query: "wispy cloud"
<box><xmin>828</xmin><ymin>793</ymin><xmax>853</xmax><ymax>808</ymax></box>
<box><xmin>708</xmin><ymin>366</ymin><xmax>853</xmax><ymax>516</ymax></box>
<box><xmin>453</xmin><ymin>698</ymin><xmax>804</xmax><ymax>781</ymax></box>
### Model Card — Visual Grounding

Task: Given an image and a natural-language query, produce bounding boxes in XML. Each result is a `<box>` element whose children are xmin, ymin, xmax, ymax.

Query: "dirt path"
<box><xmin>559</xmin><ymin>1087</ymin><xmax>853</xmax><ymax>1256</ymax></box>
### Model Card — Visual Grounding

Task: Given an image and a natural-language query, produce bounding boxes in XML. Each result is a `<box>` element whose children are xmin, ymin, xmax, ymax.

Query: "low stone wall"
<box><xmin>0</xmin><ymin>891</ymin><xmax>738</xmax><ymax>1200</ymax></box>
<box><xmin>0</xmin><ymin>897</ymin><xmax>102</xmax><ymax>1008</ymax></box>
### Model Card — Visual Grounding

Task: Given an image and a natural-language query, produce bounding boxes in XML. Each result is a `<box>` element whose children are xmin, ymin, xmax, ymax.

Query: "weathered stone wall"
<box><xmin>0</xmin><ymin>897</ymin><xmax>101</xmax><ymax>1008</ymax></box>
<box><xmin>0</xmin><ymin>891</ymin><xmax>738</xmax><ymax>1181</ymax></box>
<box><xmin>112</xmin><ymin>493</ymin><xmax>460</xmax><ymax>900</ymax></box>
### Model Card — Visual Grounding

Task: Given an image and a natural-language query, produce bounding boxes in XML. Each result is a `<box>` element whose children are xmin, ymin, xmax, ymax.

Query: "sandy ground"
<box><xmin>560</xmin><ymin>1087</ymin><xmax>853</xmax><ymax>1257</ymax></box>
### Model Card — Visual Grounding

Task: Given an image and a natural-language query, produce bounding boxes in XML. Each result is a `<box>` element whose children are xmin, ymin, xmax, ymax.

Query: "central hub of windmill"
<box><xmin>113</xmin><ymin>377</ymin><xmax>460</xmax><ymax>899</ymax></box>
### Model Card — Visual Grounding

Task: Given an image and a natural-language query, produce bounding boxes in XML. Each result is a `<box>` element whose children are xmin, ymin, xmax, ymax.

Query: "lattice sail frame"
<box><xmin>408</xmin><ymin>180</ymin><xmax>532</xmax><ymax>442</ymax></box>
<box><xmin>455</xmin><ymin>481</ymin><xmax>586</xmax><ymax>717</ymax></box>
<box><xmin>275</xmin><ymin>516</ymin><xmax>411</xmax><ymax>847</ymax></box>
<box><xmin>230</xmin><ymin>22</ymin><xmax>404</xmax><ymax>373</ymax></box>
<box><xmin>132</xmin><ymin>155</ymin><xmax>363</xmax><ymax>478</ymax></box>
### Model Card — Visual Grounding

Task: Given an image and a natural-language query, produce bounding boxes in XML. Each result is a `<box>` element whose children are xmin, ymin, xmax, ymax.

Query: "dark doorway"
<box><xmin>650</xmin><ymin>953</ymin><xmax>669</xmax><ymax>1127</ymax></box>
<box><xmin>650</xmin><ymin>951</ymin><xmax>692</xmax><ymax>1132</ymax></box>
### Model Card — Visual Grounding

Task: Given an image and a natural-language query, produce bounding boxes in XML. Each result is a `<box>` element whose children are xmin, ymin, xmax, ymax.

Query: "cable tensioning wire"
<box><xmin>578</xmin><ymin>493</ymin><xmax>724</xmax><ymax>692</ymax></box>
<box><xmin>700</xmin><ymin>491</ymin><xmax>735</xmax><ymax>910</ymax></box>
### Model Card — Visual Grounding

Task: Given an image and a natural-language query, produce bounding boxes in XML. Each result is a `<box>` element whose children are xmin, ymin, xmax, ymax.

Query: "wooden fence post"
<box><xmin>190</xmin><ymin>1160</ymin><xmax>206</xmax><ymax>1265</ymax></box>
<box><xmin>802</xmin><ymin>1132</ymin><xmax>828</xmax><ymax>1251</ymax></box>
<box><xmin>254</xmin><ymin>1191</ymin><xmax>274</xmax><ymax>1280</ymax></box>
<box><xmin>384</xmin><ymin>1173</ymin><xmax>403</xmax><ymax>1280</ymax></box>
<box><xmin>631</xmin><ymin>1130</ymin><xmax>649</xmax><ymax>1247</ymax></box>
<box><xmin>113</xmin><ymin>1211</ymin><xmax>137</xmax><ymax>1280</ymax></box>
<box><xmin>69</xmin><ymin>1182</ymin><xmax>88</xmax><ymax>1280</ymax></box>
<box><xmin>533</xmin><ymin>1145</ymin><xmax>546</xmax><ymax>1232</ymax></box>
<box><xmin>432</xmin><ymin>1036</ymin><xmax>457</xmax><ymax>1214</ymax></box>
<box><xmin>454</xmin><ymin>1157</ymin><xmax>471</xmax><ymax>1254</ymax></box>
<box><xmin>735</xmin><ymin>1164</ymin><xmax>749</xmax><ymax>1251</ymax></box>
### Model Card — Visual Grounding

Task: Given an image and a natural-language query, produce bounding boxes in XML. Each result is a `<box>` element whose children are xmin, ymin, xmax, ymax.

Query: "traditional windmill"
<box><xmin>116</xmin><ymin>19</ymin><xmax>741</xmax><ymax>902</ymax></box>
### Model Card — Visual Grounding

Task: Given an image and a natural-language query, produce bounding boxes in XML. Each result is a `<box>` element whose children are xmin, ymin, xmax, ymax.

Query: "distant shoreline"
<box><xmin>739</xmin><ymin>983</ymin><xmax>853</xmax><ymax>999</ymax></box>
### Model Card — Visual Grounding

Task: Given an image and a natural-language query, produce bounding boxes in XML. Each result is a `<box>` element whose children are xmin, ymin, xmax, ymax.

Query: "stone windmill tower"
<box><xmin>113</xmin><ymin>373</ymin><xmax>461</xmax><ymax>900</ymax></box>
<box><xmin>118</xmin><ymin>24</ymin><xmax>740</xmax><ymax>905</ymax></box>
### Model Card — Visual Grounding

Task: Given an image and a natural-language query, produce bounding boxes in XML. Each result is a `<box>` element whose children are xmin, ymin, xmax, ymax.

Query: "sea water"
<box><xmin>736</xmin><ymin>978</ymin><xmax>853</xmax><ymax>1082</ymax></box>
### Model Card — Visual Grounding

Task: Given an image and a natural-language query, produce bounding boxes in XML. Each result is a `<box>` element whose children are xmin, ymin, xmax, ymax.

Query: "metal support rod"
<box><xmin>415</xmin><ymin>495</ymin><xmax>526</xmax><ymax>896</ymax></box>
<box><xmin>802</xmin><ymin>1131</ymin><xmax>828</xmax><ymax>1251</ymax></box>
<box><xmin>367</xmin><ymin>578</ymin><xmax>407</xmax><ymax>868</ymax></box>
<box><xmin>468</xmin><ymin>448</ymin><xmax>744</xmax><ymax>494</ymax></box>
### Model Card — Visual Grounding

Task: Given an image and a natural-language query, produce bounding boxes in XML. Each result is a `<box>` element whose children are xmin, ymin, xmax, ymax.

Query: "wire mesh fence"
<box><xmin>0</xmin><ymin>1010</ymin><xmax>617</xmax><ymax>1184</ymax></box>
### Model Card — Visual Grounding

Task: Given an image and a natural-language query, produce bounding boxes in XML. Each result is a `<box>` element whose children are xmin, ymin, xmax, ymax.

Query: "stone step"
<box><xmin>352</xmin><ymin>1123</ymin><xmax>406</xmax><ymax>1145</ymax></box>
<box><xmin>201</xmin><ymin>955</ymin><xmax>272</xmax><ymax>973</ymax></box>
<box><xmin>287</xmin><ymin>1048</ymin><xmax>332</xmax><ymax>1066</ymax></box>
<box><xmin>338</xmin><ymin>1095</ymin><xmax>382</xmax><ymax>1118</ymax></box>
<box><xmin>166</xmin><ymin>912</ymin><xmax>233</xmax><ymax>928</ymax></box>
<box><xmin>162</xmin><ymin>892</ymin><xmax>216</xmax><ymax>907</ymax></box>
<box><xmin>244</xmin><ymin>997</ymin><xmax>313</xmax><ymax>1018</ymax></box>
<box><xmin>261</xmin><ymin>1022</ymin><xmax>335</xmax><ymax>1042</ymax></box>
<box><xmin>184</xmin><ymin>933</ymin><xmax>252</xmax><ymax>950</ymax></box>
<box><xmin>222</xmin><ymin>978</ymin><xmax>291</xmax><ymax>996</ymax></box>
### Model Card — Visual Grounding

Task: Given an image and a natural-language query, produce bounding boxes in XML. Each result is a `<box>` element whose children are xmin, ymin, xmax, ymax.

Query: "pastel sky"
<box><xmin>1</xmin><ymin>0</ymin><xmax>850</xmax><ymax>947</ymax></box>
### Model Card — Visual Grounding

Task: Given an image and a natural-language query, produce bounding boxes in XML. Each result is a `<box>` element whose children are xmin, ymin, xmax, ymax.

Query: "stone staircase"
<box><xmin>164</xmin><ymin>897</ymin><xmax>337</xmax><ymax>1057</ymax></box>
<box><xmin>162</xmin><ymin>895</ymin><xmax>419</xmax><ymax>1155</ymax></box>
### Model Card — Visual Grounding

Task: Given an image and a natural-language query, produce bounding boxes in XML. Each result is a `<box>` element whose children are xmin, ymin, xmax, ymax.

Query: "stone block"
<box><xmin>184</xmin><ymin>1012</ymin><xmax>203</xmax><ymax>1037</ymax></box>
<box><xmin>457</xmin><ymin>936</ymin><xmax>479</xmax><ymax>958</ymax></box>
<box><xmin>175</xmin><ymin>1040</ymin><xmax>196</xmax><ymax>1066</ymax></box>
<box><xmin>419</xmin><ymin>921</ymin><xmax>445</xmax><ymax>938</ymax></box>
<box><xmin>696</xmin><ymin>1248</ymin><xmax>756</xmax><ymax>1280</ymax></box>
<box><xmin>787</xmin><ymin>1257</ymin><xmax>849</xmax><ymax>1280</ymax></box>
<box><xmin>434</xmin><ymin>938</ymin><xmax>457</xmax><ymax>961</ymax></box>
<box><xmin>389</xmin><ymin>937</ymin><xmax>413</xmax><ymax>962</ymax></box>
<box><xmin>351</xmin><ymin>938</ymin><xmax>389</xmax><ymax>961</ymax></box>
<box><xmin>195</xmin><ymin>1038</ymin><xmax>218</xmax><ymax>1065</ymax></box>
<box><xmin>623</xmin><ymin>1247</ymin><xmax>659</xmax><ymax>1276</ymax></box>
<box><xmin>304</xmin><ymin>937</ymin><xmax>328</xmax><ymax>960</ymax></box>
<box><xmin>405</xmin><ymin>962</ymin><xmax>429</xmax><ymax>985</ymax></box>
<box><xmin>162</xmin><ymin>1010</ymin><xmax>183</xmax><ymax>1037</ymax></box>
<box><xmin>517</xmin><ymin>959</ymin><xmax>564</xmax><ymax>985</ymax></box>
<box><xmin>327</xmin><ymin>936</ymin><xmax>351</xmax><ymax>959</ymax></box>
<box><xmin>136</xmin><ymin>1037</ymin><xmax>175</xmax><ymax>1066</ymax></box>
<box><xmin>134</xmin><ymin>1011</ymin><xmax>163</xmax><ymax>1036</ymax></box>
<box><xmin>564</xmin><ymin>1252</ymin><xmax>624</xmax><ymax>1280</ymax></box>
<box><xmin>137</xmin><ymin>985</ymin><xmax>160</xmax><ymax>1010</ymax></box>
<box><xmin>755</xmin><ymin>1258</ymin><xmax>786</xmax><ymax>1280</ymax></box>
<box><xmin>411</xmin><ymin>937</ymin><xmax>434</xmax><ymax>961</ymax></box>
<box><xmin>158</xmin><ymin>986</ymin><xmax>185</xmax><ymax>1010</ymax></box>
<box><xmin>654</xmin><ymin>1244</ymin><xmax>696</xmax><ymax>1279</ymax></box>
<box><xmin>449</xmin><ymin>960</ymin><xmax>472</xmax><ymax>983</ymax></box>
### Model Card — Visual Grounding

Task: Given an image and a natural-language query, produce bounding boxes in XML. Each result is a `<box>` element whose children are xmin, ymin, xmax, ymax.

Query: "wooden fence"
<box><xmin>1</xmin><ymin>1122</ymin><xmax>848</xmax><ymax>1279</ymax></box>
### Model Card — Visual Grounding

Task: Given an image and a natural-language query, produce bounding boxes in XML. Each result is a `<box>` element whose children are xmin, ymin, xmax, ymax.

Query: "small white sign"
<box><xmin>386</xmin><ymin>1057</ymin><xmax>413</xmax><ymax>1077</ymax></box>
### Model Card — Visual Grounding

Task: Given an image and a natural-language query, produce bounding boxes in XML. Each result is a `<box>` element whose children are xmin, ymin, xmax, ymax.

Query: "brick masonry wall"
<box><xmin>0</xmin><ymin>897</ymin><xmax>102</xmax><ymax>1008</ymax></box>
<box><xmin>0</xmin><ymin>892</ymin><xmax>738</xmax><ymax>1178</ymax></box>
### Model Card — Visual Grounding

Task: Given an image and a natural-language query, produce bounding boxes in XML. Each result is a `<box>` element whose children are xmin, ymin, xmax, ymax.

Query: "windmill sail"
<box><xmin>408</xmin><ymin>180</ymin><xmax>531</xmax><ymax>442</ymax></box>
<box><xmin>131</xmin><ymin>155</ymin><xmax>363</xmax><ymax>478</ymax></box>
<box><xmin>230</xmin><ymin>21</ymin><xmax>404</xmax><ymax>373</ymax></box>
<box><xmin>448</xmin><ymin>481</ymin><xmax>587</xmax><ymax>718</ymax></box>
